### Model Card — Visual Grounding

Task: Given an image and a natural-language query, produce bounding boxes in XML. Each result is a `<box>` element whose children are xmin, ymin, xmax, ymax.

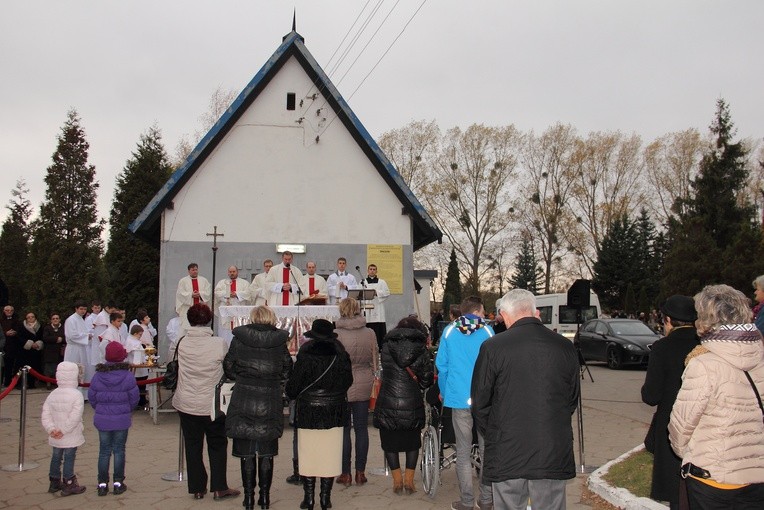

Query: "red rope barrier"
<box><xmin>0</xmin><ymin>374</ymin><xmax>20</xmax><ymax>400</ymax></box>
<box><xmin>26</xmin><ymin>367</ymin><xmax>163</xmax><ymax>387</ymax></box>
<box><xmin>27</xmin><ymin>367</ymin><xmax>56</xmax><ymax>384</ymax></box>
<box><xmin>138</xmin><ymin>377</ymin><xmax>164</xmax><ymax>386</ymax></box>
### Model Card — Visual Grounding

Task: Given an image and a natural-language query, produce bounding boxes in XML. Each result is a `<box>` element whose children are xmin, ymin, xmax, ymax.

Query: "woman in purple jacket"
<box><xmin>88</xmin><ymin>341</ymin><xmax>139</xmax><ymax>497</ymax></box>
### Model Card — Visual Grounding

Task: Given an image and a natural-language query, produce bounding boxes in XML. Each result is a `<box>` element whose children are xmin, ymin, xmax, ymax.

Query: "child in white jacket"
<box><xmin>41</xmin><ymin>361</ymin><xmax>86</xmax><ymax>496</ymax></box>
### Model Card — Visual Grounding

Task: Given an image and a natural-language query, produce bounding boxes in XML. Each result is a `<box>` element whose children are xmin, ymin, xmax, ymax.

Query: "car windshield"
<box><xmin>610</xmin><ymin>321</ymin><xmax>655</xmax><ymax>335</ymax></box>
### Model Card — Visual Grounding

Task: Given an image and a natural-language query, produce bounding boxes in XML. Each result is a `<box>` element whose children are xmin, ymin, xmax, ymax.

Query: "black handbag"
<box><xmin>162</xmin><ymin>336</ymin><xmax>185</xmax><ymax>390</ymax></box>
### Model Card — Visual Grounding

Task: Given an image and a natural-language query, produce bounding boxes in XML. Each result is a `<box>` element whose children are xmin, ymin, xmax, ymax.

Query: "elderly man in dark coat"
<box><xmin>641</xmin><ymin>295</ymin><xmax>699</xmax><ymax>510</ymax></box>
<box><xmin>472</xmin><ymin>289</ymin><xmax>579</xmax><ymax>510</ymax></box>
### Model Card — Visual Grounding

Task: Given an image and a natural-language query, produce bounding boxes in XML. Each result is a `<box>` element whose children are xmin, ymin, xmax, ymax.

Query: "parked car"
<box><xmin>573</xmin><ymin>319</ymin><xmax>659</xmax><ymax>369</ymax></box>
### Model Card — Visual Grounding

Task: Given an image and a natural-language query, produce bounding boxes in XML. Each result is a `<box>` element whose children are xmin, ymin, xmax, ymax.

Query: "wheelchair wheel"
<box><xmin>420</xmin><ymin>425</ymin><xmax>440</xmax><ymax>498</ymax></box>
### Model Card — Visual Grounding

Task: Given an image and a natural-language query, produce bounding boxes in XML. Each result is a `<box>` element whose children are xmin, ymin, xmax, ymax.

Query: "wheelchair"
<box><xmin>420</xmin><ymin>385</ymin><xmax>482</xmax><ymax>498</ymax></box>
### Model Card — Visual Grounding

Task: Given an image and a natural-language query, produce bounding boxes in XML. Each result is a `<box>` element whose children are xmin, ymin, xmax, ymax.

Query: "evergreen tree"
<box><xmin>662</xmin><ymin>99</ymin><xmax>764</xmax><ymax>295</ymax></box>
<box><xmin>104</xmin><ymin>126</ymin><xmax>173</xmax><ymax>322</ymax></box>
<box><xmin>591</xmin><ymin>215</ymin><xmax>641</xmax><ymax>311</ymax></box>
<box><xmin>0</xmin><ymin>179</ymin><xmax>32</xmax><ymax>309</ymax></box>
<box><xmin>508</xmin><ymin>237</ymin><xmax>543</xmax><ymax>294</ymax></box>
<box><xmin>624</xmin><ymin>283</ymin><xmax>637</xmax><ymax>316</ymax></box>
<box><xmin>442</xmin><ymin>247</ymin><xmax>462</xmax><ymax>316</ymax></box>
<box><xmin>27</xmin><ymin>110</ymin><xmax>105</xmax><ymax>315</ymax></box>
<box><xmin>634</xmin><ymin>208</ymin><xmax>660</xmax><ymax>308</ymax></box>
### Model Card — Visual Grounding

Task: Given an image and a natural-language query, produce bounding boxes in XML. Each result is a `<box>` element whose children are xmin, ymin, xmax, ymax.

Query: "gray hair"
<box><xmin>694</xmin><ymin>284</ymin><xmax>752</xmax><ymax>335</ymax></box>
<box><xmin>499</xmin><ymin>289</ymin><xmax>536</xmax><ymax>317</ymax></box>
<box><xmin>753</xmin><ymin>275</ymin><xmax>764</xmax><ymax>292</ymax></box>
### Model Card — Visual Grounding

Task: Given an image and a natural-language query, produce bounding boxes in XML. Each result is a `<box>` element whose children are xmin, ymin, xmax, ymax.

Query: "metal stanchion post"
<box><xmin>576</xmin><ymin>384</ymin><xmax>596</xmax><ymax>474</ymax></box>
<box><xmin>3</xmin><ymin>367</ymin><xmax>39</xmax><ymax>471</ymax></box>
<box><xmin>368</xmin><ymin>354</ymin><xmax>388</xmax><ymax>477</ymax></box>
<box><xmin>162</xmin><ymin>421</ymin><xmax>187</xmax><ymax>481</ymax></box>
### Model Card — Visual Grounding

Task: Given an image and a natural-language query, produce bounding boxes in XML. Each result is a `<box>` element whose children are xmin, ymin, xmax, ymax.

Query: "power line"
<box><xmin>314</xmin><ymin>0</ymin><xmax>429</xmax><ymax>142</ymax></box>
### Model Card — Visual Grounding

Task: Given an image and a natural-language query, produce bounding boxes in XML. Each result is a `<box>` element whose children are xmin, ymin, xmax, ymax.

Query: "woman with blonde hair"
<box><xmin>225</xmin><ymin>305</ymin><xmax>293</xmax><ymax>510</ymax></box>
<box><xmin>334</xmin><ymin>298</ymin><xmax>378</xmax><ymax>487</ymax></box>
<box><xmin>669</xmin><ymin>284</ymin><xmax>764</xmax><ymax>509</ymax></box>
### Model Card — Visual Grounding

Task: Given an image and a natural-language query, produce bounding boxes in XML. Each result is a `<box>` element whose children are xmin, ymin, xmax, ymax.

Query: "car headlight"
<box><xmin>623</xmin><ymin>343</ymin><xmax>645</xmax><ymax>352</ymax></box>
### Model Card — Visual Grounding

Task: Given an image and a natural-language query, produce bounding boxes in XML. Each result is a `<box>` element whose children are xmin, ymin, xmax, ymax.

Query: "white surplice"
<box><xmin>248</xmin><ymin>272</ymin><xmax>270</xmax><ymax>306</ymax></box>
<box><xmin>265</xmin><ymin>264</ymin><xmax>304</xmax><ymax>306</ymax></box>
<box><xmin>63</xmin><ymin>312</ymin><xmax>90</xmax><ymax>390</ymax></box>
<box><xmin>299</xmin><ymin>273</ymin><xmax>328</xmax><ymax>299</ymax></box>
<box><xmin>326</xmin><ymin>271</ymin><xmax>359</xmax><ymax>304</ymax></box>
<box><xmin>214</xmin><ymin>277</ymin><xmax>250</xmax><ymax>341</ymax></box>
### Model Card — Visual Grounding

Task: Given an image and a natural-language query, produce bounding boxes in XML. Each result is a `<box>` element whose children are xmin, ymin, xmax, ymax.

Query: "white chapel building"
<box><xmin>130</xmin><ymin>27</ymin><xmax>441</xmax><ymax>351</ymax></box>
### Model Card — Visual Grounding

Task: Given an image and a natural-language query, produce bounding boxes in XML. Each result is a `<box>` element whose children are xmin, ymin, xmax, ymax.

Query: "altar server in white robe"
<box><xmin>63</xmin><ymin>302</ymin><xmax>90</xmax><ymax>398</ymax></box>
<box><xmin>300</xmin><ymin>260</ymin><xmax>328</xmax><ymax>299</ymax></box>
<box><xmin>326</xmin><ymin>257</ymin><xmax>358</xmax><ymax>304</ymax></box>
<box><xmin>248</xmin><ymin>259</ymin><xmax>273</xmax><ymax>306</ymax></box>
<box><xmin>363</xmin><ymin>264</ymin><xmax>391</xmax><ymax>348</ymax></box>
<box><xmin>213</xmin><ymin>265</ymin><xmax>250</xmax><ymax>343</ymax></box>
<box><xmin>87</xmin><ymin>302</ymin><xmax>115</xmax><ymax>382</ymax></box>
<box><xmin>175</xmin><ymin>262</ymin><xmax>211</xmax><ymax>334</ymax></box>
<box><xmin>265</xmin><ymin>251</ymin><xmax>304</xmax><ymax>306</ymax></box>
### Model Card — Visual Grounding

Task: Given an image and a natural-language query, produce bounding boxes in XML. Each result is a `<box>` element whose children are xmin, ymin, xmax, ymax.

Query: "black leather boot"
<box><xmin>286</xmin><ymin>459</ymin><xmax>301</xmax><ymax>485</ymax></box>
<box><xmin>319</xmin><ymin>477</ymin><xmax>334</xmax><ymax>510</ymax></box>
<box><xmin>257</xmin><ymin>456</ymin><xmax>273</xmax><ymax>509</ymax></box>
<box><xmin>301</xmin><ymin>476</ymin><xmax>316</xmax><ymax>510</ymax></box>
<box><xmin>241</xmin><ymin>457</ymin><xmax>256</xmax><ymax>510</ymax></box>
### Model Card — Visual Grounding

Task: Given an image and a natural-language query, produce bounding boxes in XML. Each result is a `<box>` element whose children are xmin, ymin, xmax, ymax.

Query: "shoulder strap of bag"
<box><xmin>743</xmin><ymin>370</ymin><xmax>764</xmax><ymax>424</ymax></box>
<box><xmin>172</xmin><ymin>336</ymin><xmax>186</xmax><ymax>363</ymax></box>
<box><xmin>297</xmin><ymin>355</ymin><xmax>337</xmax><ymax>399</ymax></box>
<box><xmin>405</xmin><ymin>366</ymin><xmax>419</xmax><ymax>383</ymax></box>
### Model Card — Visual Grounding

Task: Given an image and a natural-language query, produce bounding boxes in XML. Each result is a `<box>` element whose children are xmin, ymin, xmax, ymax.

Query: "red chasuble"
<box><xmin>191</xmin><ymin>278</ymin><xmax>200</xmax><ymax>305</ymax></box>
<box><xmin>282</xmin><ymin>268</ymin><xmax>290</xmax><ymax>305</ymax></box>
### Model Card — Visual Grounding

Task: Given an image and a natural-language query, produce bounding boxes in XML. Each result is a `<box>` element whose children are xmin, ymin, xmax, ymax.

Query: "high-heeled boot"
<box><xmin>257</xmin><ymin>456</ymin><xmax>273</xmax><ymax>509</ymax></box>
<box><xmin>302</xmin><ymin>476</ymin><xmax>316</xmax><ymax>510</ymax></box>
<box><xmin>319</xmin><ymin>477</ymin><xmax>334</xmax><ymax>510</ymax></box>
<box><xmin>241</xmin><ymin>457</ymin><xmax>256</xmax><ymax>510</ymax></box>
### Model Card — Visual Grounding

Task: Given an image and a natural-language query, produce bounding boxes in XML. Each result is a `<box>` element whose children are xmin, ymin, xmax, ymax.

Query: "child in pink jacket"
<box><xmin>41</xmin><ymin>361</ymin><xmax>86</xmax><ymax>496</ymax></box>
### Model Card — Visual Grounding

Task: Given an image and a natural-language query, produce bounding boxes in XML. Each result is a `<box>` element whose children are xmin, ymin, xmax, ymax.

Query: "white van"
<box><xmin>535</xmin><ymin>292</ymin><xmax>602</xmax><ymax>340</ymax></box>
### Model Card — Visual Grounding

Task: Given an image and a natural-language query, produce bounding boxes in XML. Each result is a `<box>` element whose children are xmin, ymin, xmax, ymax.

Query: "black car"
<box><xmin>574</xmin><ymin>319</ymin><xmax>659</xmax><ymax>369</ymax></box>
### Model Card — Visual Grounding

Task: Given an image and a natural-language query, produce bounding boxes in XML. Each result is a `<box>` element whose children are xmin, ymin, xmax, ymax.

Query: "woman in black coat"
<box><xmin>373</xmin><ymin>316</ymin><xmax>434</xmax><ymax>495</ymax></box>
<box><xmin>285</xmin><ymin>319</ymin><xmax>352</xmax><ymax>510</ymax></box>
<box><xmin>224</xmin><ymin>306</ymin><xmax>293</xmax><ymax>510</ymax></box>
<box><xmin>641</xmin><ymin>295</ymin><xmax>699</xmax><ymax>510</ymax></box>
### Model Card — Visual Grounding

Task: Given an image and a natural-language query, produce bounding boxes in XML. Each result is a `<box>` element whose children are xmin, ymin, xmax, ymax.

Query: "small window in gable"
<box><xmin>286</xmin><ymin>93</ymin><xmax>296</xmax><ymax>110</ymax></box>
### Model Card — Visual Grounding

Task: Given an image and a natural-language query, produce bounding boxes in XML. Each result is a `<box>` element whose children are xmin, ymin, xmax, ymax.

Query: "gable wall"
<box><xmin>161</xmin><ymin>57</ymin><xmax>411</xmax><ymax>245</ymax></box>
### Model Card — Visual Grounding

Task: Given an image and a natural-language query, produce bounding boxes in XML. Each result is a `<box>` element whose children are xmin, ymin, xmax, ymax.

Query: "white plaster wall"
<box><xmin>162</xmin><ymin>56</ymin><xmax>411</xmax><ymax>245</ymax></box>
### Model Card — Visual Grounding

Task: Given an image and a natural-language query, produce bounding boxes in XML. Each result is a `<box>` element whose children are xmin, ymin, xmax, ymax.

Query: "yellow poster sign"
<box><xmin>367</xmin><ymin>244</ymin><xmax>403</xmax><ymax>294</ymax></box>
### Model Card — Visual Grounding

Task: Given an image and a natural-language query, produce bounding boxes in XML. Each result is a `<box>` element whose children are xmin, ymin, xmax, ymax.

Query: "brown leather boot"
<box><xmin>354</xmin><ymin>470</ymin><xmax>367</xmax><ymax>485</ymax></box>
<box><xmin>335</xmin><ymin>473</ymin><xmax>352</xmax><ymax>487</ymax></box>
<box><xmin>403</xmin><ymin>468</ymin><xmax>417</xmax><ymax>494</ymax></box>
<box><xmin>391</xmin><ymin>469</ymin><xmax>403</xmax><ymax>495</ymax></box>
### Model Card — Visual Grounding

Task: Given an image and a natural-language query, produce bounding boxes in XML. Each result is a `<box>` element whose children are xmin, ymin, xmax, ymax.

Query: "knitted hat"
<box><xmin>105</xmin><ymin>341</ymin><xmax>127</xmax><ymax>362</ymax></box>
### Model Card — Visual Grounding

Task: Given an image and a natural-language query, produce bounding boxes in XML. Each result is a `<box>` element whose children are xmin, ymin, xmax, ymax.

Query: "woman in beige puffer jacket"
<box><xmin>669</xmin><ymin>284</ymin><xmax>764</xmax><ymax>509</ymax></box>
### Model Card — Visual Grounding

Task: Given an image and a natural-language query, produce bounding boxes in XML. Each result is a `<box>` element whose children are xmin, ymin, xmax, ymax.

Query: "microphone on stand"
<box><xmin>356</xmin><ymin>266</ymin><xmax>366</xmax><ymax>287</ymax></box>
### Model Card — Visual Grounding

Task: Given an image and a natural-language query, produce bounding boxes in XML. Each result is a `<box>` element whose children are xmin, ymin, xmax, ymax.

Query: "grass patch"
<box><xmin>602</xmin><ymin>449</ymin><xmax>653</xmax><ymax>499</ymax></box>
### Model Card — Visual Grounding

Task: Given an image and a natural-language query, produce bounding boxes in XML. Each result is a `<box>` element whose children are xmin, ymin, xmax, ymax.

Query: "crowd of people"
<box><xmin>6</xmin><ymin>265</ymin><xmax>764</xmax><ymax>510</ymax></box>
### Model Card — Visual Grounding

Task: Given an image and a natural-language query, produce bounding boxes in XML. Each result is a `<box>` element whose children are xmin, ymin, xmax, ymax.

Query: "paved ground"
<box><xmin>0</xmin><ymin>363</ymin><xmax>653</xmax><ymax>509</ymax></box>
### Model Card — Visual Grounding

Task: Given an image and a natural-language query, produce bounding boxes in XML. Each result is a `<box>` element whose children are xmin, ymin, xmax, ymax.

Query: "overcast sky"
<box><xmin>1</xmin><ymin>1</ymin><xmax>762</xmax><ymax>227</ymax></box>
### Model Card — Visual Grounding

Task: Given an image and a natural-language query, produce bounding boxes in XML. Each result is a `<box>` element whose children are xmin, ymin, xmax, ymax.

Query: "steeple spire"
<box><xmin>292</xmin><ymin>9</ymin><xmax>296</xmax><ymax>32</ymax></box>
